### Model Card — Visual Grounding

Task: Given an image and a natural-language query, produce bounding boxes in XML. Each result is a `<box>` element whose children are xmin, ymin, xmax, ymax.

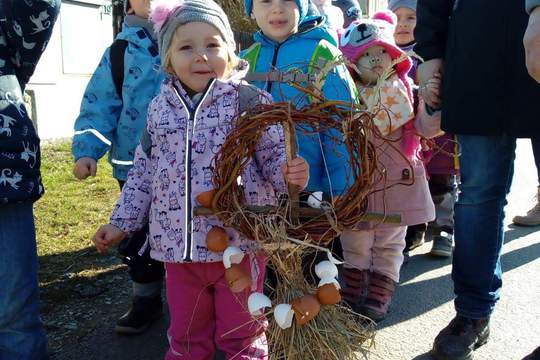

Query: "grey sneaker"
<box><xmin>430</xmin><ymin>233</ymin><xmax>453</xmax><ymax>258</ymax></box>
<box><xmin>513</xmin><ymin>194</ymin><xmax>540</xmax><ymax>226</ymax></box>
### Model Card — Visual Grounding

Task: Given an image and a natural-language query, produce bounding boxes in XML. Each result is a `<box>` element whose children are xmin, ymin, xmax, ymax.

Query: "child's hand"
<box><xmin>74</xmin><ymin>157</ymin><xmax>97</xmax><ymax>180</ymax></box>
<box><xmin>420</xmin><ymin>72</ymin><xmax>442</xmax><ymax>109</ymax></box>
<box><xmin>92</xmin><ymin>224</ymin><xmax>127</xmax><ymax>254</ymax></box>
<box><xmin>282</xmin><ymin>157</ymin><xmax>309</xmax><ymax>189</ymax></box>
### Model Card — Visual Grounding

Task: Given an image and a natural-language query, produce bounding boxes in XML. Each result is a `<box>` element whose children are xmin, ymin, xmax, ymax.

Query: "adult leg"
<box><xmin>0</xmin><ymin>202</ymin><xmax>48</xmax><ymax>360</ymax></box>
<box><xmin>432</xmin><ymin>134</ymin><xmax>516</xmax><ymax>360</ymax></box>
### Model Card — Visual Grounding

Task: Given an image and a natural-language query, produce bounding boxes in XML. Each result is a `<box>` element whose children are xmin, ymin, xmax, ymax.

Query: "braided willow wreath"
<box><xmin>196</xmin><ymin>98</ymin><xmax>388</xmax><ymax>245</ymax></box>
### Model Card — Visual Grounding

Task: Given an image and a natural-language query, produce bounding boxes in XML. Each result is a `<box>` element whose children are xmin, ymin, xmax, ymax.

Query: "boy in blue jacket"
<box><xmin>72</xmin><ymin>0</ymin><xmax>164</xmax><ymax>335</ymax></box>
<box><xmin>241</xmin><ymin>0</ymin><xmax>357</xmax><ymax>200</ymax></box>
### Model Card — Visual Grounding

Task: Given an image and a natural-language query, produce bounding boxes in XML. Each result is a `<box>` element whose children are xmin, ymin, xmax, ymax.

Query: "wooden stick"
<box><xmin>284</xmin><ymin>103</ymin><xmax>300</xmax><ymax>224</ymax></box>
<box><xmin>192</xmin><ymin>206</ymin><xmax>401</xmax><ymax>224</ymax></box>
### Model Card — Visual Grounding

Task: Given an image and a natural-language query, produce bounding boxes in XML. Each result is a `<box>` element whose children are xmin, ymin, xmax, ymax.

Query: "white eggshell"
<box><xmin>314</xmin><ymin>260</ymin><xmax>338</xmax><ymax>279</ymax></box>
<box><xmin>307</xmin><ymin>191</ymin><xmax>323</xmax><ymax>209</ymax></box>
<box><xmin>274</xmin><ymin>304</ymin><xmax>294</xmax><ymax>330</ymax></box>
<box><xmin>327</xmin><ymin>252</ymin><xmax>344</xmax><ymax>265</ymax></box>
<box><xmin>248</xmin><ymin>292</ymin><xmax>272</xmax><ymax>316</ymax></box>
<box><xmin>222</xmin><ymin>246</ymin><xmax>245</xmax><ymax>269</ymax></box>
<box><xmin>318</xmin><ymin>276</ymin><xmax>341</xmax><ymax>290</ymax></box>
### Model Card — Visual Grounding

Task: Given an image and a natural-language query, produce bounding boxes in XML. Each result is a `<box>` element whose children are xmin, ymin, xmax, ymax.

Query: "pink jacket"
<box><xmin>110</xmin><ymin>69</ymin><xmax>287</xmax><ymax>263</ymax></box>
<box><xmin>362</xmin><ymin>102</ymin><xmax>441</xmax><ymax>228</ymax></box>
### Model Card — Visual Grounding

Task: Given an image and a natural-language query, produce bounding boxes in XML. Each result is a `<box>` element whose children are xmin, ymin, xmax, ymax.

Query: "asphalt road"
<box><xmin>54</xmin><ymin>139</ymin><xmax>540</xmax><ymax>360</ymax></box>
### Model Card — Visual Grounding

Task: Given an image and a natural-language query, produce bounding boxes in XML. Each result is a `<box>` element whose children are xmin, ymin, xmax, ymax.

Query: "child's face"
<box><xmin>127</xmin><ymin>0</ymin><xmax>151</xmax><ymax>18</ymax></box>
<box><xmin>168</xmin><ymin>22</ymin><xmax>229</xmax><ymax>93</ymax></box>
<box><xmin>393</xmin><ymin>7</ymin><xmax>416</xmax><ymax>45</ymax></box>
<box><xmin>251</xmin><ymin>0</ymin><xmax>300</xmax><ymax>43</ymax></box>
<box><xmin>356</xmin><ymin>45</ymin><xmax>392</xmax><ymax>84</ymax></box>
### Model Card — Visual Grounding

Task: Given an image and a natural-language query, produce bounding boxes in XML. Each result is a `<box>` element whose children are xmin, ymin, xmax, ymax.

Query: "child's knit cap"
<box><xmin>388</xmin><ymin>0</ymin><xmax>417</xmax><ymax>12</ymax></box>
<box><xmin>149</xmin><ymin>0</ymin><xmax>236</xmax><ymax>66</ymax></box>
<box><xmin>339</xmin><ymin>10</ymin><xmax>411</xmax><ymax>79</ymax></box>
<box><xmin>244</xmin><ymin>0</ymin><xmax>309</xmax><ymax>22</ymax></box>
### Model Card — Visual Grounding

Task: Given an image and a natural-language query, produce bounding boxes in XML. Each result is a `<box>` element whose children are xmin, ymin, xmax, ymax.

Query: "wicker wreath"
<box><xmin>194</xmin><ymin>98</ymin><xmax>384</xmax><ymax>245</ymax></box>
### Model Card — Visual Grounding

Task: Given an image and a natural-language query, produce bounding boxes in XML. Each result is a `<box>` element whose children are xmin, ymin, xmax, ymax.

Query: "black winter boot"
<box><xmin>432</xmin><ymin>315</ymin><xmax>490</xmax><ymax>360</ymax></box>
<box><xmin>115</xmin><ymin>295</ymin><xmax>162</xmax><ymax>335</ymax></box>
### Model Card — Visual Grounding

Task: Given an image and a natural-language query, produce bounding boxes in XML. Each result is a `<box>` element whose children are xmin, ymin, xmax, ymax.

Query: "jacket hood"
<box><xmin>116</xmin><ymin>22</ymin><xmax>157</xmax><ymax>47</ymax></box>
<box><xmin>253</xmin><ymin>15</ymin><xmax>338</xmax><ymax>48</ymax></box>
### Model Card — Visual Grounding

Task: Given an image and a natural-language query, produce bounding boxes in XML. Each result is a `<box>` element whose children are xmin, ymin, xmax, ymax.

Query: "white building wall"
<box><xmin>27</xmin><ymin>0</ymin><xmax>113</xmax><ymax>140</ymax></box>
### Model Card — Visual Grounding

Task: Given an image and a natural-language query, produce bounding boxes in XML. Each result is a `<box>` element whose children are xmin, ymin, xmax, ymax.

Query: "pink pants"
<box><xmin>165</xmin><ymin>255</ymin><xmax>268</xmax><ymax>360</ymax></box>
<box><xmin>340</xmin><ymin>226</ymin><xmax>407</xmax><ymax>282</ymax></box>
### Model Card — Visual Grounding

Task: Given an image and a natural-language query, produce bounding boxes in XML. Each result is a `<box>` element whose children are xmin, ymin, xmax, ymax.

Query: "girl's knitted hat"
<box><xmin>244</xmin><ymin>0</ymin><xmax>309</xmax><ymax>22</ymax></box>
<box><xmin>339</xmin><ymin>10</ymin><xmax>412</xmax><ymax>80</ymax></box>
<box><xmin>388</xmin><ymin>0</ymin><xmax>417</xmax><ymax>12</ymax></box>
<box><xmin>149</xmin><ymin>0</ymin><xmax>236</xmax><ymax>66</ymax></box>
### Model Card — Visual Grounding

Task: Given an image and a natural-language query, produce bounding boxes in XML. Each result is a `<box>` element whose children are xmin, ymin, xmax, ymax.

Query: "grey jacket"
<box><xmin>527</xmin><ymin>0</ymin><xmax>540</xmax><ymax>13</ymax></box>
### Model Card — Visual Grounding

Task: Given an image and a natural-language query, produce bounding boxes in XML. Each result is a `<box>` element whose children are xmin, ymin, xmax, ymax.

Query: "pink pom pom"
<box><xmin>373</xmin><ymin>10</ymin><xmax>397</xmax><ymax>25</ymax></box>
<box><xmin>150</xmin><ymin>0</ymin><xmax>183</xmax><ymax>32</ymax></box>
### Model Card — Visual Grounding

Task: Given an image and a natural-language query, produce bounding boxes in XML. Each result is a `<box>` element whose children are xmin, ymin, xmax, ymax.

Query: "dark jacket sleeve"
<box><xmin>414</xmin><ymin>0</ymin><xmax>454</xmax><ymax>61</ymax></box>
<box><xmin>526</xmin><ymin>0</ymin><xmax>540</xmax><ymax>13</ymax></box>
<box><xmin>1</xmin><ymin>0</ymin><xmax>61</xmax><ymax>90</ymax></box>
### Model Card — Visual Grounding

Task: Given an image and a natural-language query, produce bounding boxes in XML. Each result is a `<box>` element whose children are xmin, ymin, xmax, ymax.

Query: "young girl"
<box><xmin>338</xmin><ymin>11</ymin><xmax>441</xmax><ymax>322</ymax></box>
<box><xmin>92</xmin><ymin>0</ymin><xmax>309</xmax><ymax>358</ymax></box>
<box><xmin>389</xmin><ymin>0</ymin><xmax>458</xmax><ymax>259</ymax></box>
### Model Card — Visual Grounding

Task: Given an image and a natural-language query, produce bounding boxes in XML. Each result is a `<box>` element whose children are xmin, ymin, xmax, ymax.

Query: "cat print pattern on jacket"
<box><xmin>110</xmin><ymin>68</ymin><xmax>288</xmax><ymax>263</ymax></box>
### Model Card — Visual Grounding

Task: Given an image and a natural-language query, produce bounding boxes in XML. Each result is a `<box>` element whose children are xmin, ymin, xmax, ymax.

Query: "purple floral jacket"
<box><xmin>110</xmin><ymin>69</ymin><xmax>287</xmax><ymax>263</ymax></box>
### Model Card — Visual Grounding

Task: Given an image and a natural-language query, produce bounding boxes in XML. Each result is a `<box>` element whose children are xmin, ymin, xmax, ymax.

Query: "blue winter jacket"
<box><xmin>72</xmin><ymin>22</ymin><xmax>163</xmax><ymax>181</ymax></box>
<box><xmin>0</xmin><ymin>0</ymin><xmax>61</xmax><ymax>204</ymax></box>
<box><xmin>240</xmin><ymin>16</ymin><xmax>356</xmax><ymax>196</ymax></box>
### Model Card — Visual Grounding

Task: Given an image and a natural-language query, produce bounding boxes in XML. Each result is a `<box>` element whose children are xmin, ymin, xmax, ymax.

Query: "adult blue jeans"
<box><xmin>453</xmin><ymin>134</ymin><xmax>516</xmax><ymax>319</ymax></box>
<box><xmin>0</xmin><ymin>202</ymin><xmax>48</xmax><ymax>360</ymax></box>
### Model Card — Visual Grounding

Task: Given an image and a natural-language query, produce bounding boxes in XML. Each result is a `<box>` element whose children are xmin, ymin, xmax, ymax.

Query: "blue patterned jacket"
<box><xmin>72</xmin><ymin>22</ymin><xmax>163</xmax><ymax>181</ymax></box>
<box><xmin>0</xmin><ymin>0</ymin><xmax>61</xmax><ymax>204</ymax></box>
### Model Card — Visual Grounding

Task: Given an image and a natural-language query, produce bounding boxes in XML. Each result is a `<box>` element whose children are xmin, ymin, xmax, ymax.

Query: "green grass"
<box><xmin>35</xmin><ymin>140</ymin><xmax>120</xmax><ymax>285</ymax></box>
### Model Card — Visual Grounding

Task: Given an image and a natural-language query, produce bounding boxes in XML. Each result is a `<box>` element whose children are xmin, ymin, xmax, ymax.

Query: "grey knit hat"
<box><xmin>150</xmin><ymin>0</ymin><xmax>236</xmax><ymax>67</ymax></box>
<box><xmin>388</xmin><ymin>0</ymin><xmax>417</xmax><ymax>11</ymax></box>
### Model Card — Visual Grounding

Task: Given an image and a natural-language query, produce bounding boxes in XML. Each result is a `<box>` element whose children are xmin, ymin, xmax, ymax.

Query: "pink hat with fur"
<box><xmin>339</xmin><ymin>10</ymin><xmax>412</xmax><ymax>79</ymax></box>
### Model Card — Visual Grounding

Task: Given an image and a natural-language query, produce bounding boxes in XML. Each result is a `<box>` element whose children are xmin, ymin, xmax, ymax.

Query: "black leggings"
<box><xmin>117</xmin><ymin>181</ymin><xmax>165</xmax><ymax>284</ymax></box>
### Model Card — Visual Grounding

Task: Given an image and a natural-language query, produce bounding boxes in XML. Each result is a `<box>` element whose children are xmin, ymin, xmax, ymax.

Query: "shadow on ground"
<box><xmin>48</xmin><ymin>227</ymin><xmax>540</xmax><ymax>359</ymax></box>
<box><xmin>377</xmin><ymin>226</ymin><xmax>540</xmax><ymax>330</ymax></box>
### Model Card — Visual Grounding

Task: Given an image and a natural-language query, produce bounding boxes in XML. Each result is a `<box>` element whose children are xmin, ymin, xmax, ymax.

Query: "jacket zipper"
<box><xmin>266</xmin><ymin>42</ymin><xmax>282</xmax><ymax>94</ymax></box>
<box><xmin>262</xmin><ymin>17</ymin><xmax>323</xmax><ymax>94</ymax></box>
<box><xmin>172</xmin><ymin>79</ymin><xmax>216</xmax><ymax>262</ymax></box>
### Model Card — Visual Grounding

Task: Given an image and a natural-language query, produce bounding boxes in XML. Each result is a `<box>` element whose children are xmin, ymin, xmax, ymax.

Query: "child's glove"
<box><xmin>73</xmin><ymin>157</ymin><xmax>98</xmax><ymax>180</ymax></box>
<box><xmin>92</xmin><ymin>224</ymin><xmax>127</xmax><ymax>254</ymax></box>
<box><xmin>282</xmin><ymin>157</ymin><xmax>310</xmax><ymax>190</ymax></box>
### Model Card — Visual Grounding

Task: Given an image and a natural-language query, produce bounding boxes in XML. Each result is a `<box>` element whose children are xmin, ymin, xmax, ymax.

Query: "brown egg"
<box><xmin>224</xmin><ymin>264</ymin><xmax>252</xmax><ymax>293</ymax></box>
<box><xmin>206</xmin><ymin>227</ymin><xmax>229</xmax><ymax>252</ymax></box>
<box><xmin>291</xmin><ymin>294</ymin><xmax>321</xmax><ymax>325</ymax></box>
<box><xmin>196</xmin><ymin>189</ymin><xmax>216</xmax><ymax>208</ymax></box>
<box><xmin>316</xmin><ymin>283</ymin><xmax>341</xmax><ymax>305</ymax></box>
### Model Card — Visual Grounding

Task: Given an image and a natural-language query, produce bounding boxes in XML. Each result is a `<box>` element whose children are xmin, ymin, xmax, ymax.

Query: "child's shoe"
<box><xmin>340</xmin><ymin>267</ymin><xmax>369</xmax><ymax>312</ymax></box>
<box><xmin>359</xmin><ymin>272</ymin><xmax>395</xmax><ymax>323</ymax></box>
<box><xmin>115</xmin><ymin>295</ymin><xmax>162</xmax><ymax>334</ymax></box>
<box><xmin>430</xmin><ymin>232</ymin><xmax>453</xmax><ymax>258</ymax></box>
